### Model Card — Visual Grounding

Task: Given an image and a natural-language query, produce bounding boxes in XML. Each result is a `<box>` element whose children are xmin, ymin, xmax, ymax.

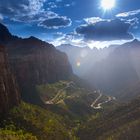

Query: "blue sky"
<box><xmin>0</xmin><ymin>0</ymin><xmax>140</xmax><ymax>48</ymax></box>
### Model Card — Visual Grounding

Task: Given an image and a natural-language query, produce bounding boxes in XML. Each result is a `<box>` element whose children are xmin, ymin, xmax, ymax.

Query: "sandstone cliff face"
<box><xmin>8</xmin><ymin>37</ymin><xmax>72</xmax><ymax>84</ymax></box>
<box><xmin>8</xmin><ymin>37</ymin><xmax>73</xmax><ymax>104</ymax></box>
<box><xmin>0</xmin><ymin>45</ymin><xmax>20</xmax><ymax>114</ymax></box>
<box><xmin>0</xmin><ymin>23</ymin><xmax>73</xmax><ymax>105</ymax></box>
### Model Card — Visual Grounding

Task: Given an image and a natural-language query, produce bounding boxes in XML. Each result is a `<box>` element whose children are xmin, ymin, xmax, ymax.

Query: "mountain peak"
<box><xmin>0</xmin><ymin>23</ymin><xmax>13</xmax><ymax>42</ymax></box>
<box><xmin>125</xmin><ymin>39</ymin><xmax>140</xmax><ymax>47</ymax></box>
<box><xmin>0</xmin><ymin>22</ymin><xmax>7</xmax><ymax>29</ymax></box>
<box><xmin>28</xmin><ymin>36</ymin><xmax>39</xmax><ymax>41</ymax></box>
<box><xmin>0</xmin><ymin>23</ymin><xmax>11</xmax><ymax>35</ymax></box>
<box><xmin>132</xmin><ymin>39</ymin><xmax>139</xmax><ymax>43</ymax></box>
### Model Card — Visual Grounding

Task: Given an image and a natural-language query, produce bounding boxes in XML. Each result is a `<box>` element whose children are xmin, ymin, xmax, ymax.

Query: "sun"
<box><xmin>101</xmin><ymin>0</ymin><xmax>115</xmax><ymax>10</ymax></box>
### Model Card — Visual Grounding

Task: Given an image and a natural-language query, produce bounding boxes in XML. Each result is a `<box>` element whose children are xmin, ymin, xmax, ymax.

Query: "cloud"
<box><xmin>49</xmin><ymin>32</ymin><xmax>129</xmax><ymax>49</ymax></box>
<box><xmin>0</xmin><ymin>14</ymin><xmax>3</xmax><ymax>21</ymax></box>
<box><xmin>0</xmin><ymin>0</ymin><xmax>47</xmax><ymax>22</ymax></box>
<box><xmin>0</xmin><ymin>0</ymin><xmax>46</xmax><ymax>17</ymax></box>
<box><xmin>39</xmin><ymin>16</ymin><xmax>72</xmax><ymax>29</ymax></box>
<box><xmin>47</xmin><ymin>31</ymin><xmax>85</xmax><ymax>46</ymax></box>
<box><xmin>11</xmin><ymin>11</ymin><xmax>57</xmax><ymax>23</ymax></box>
<box><xmin>0</xmin><ymin>0</ymin><xmax>72</xmax><ymax>29</ymax></box>
<box><xmin>116</xmin><ymin>9</ymin><xmax>140</xmax><ymax>30</ymax></box>
<box><xmin>124</xmin><ymin>18</ymin><xmax>139</xmax><ymax>26</ymax></box>
<box><xmin>48</xmin><ymin>2</ymin><xmax>58</xmax><ymax>9</ymax></box>
<box><xmin>76</xmin><ymin>19</ymin><xmax>133</xmax><ymax>41</ymax></box>
<box><xmin>47</xmin><ymin>0</ymin><xmax>75</xmax><ymax>10</ymax></box>
<box><xmin>84</xmin><ymin>17</ymin><xmax>105</xmax><ymax>24</ymax></box>
<box><xmin>64</xmin><ymin>2</ymin><xmax>75</xmax><ymax>7</ymax></box>
<box><xmin>116</xmin><ymin>9</ymin><xmax>140</xmax><ymax>17</ymax></box>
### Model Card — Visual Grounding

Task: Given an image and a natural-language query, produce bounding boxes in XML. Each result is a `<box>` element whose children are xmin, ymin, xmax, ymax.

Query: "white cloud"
<box><xmin>0</xmin><ymin>14</ymin><xmax>3</xmax><ymax>21</ymax></box>
<box><xmin>0</xmin><ymin>0</ymin><xmax>47</xmax><ymax>16</ymax></box>
<box><xmin>0</xmin><ymin>0</ymin><xmax>72</xmax><ymax>29</ymax></box>
<box><xmin>47</xmin><ymin>32</ymin><xmax>85</xmax><ymax>47</ymax></box>
<box><xmin>84</xmin><ymin>17</ymin><xmax>105</xmax><ymax>24</ymax></box>
<box><xmin>28</xmin><ymin>0</ymin><xmax>46</xmax><ymax>14</ymax></box>
<box><xmin>116</xmin><ymin>9</ymin><xmax>140</xmax><ymax>17</ymax></box>
<box><xmin>124</xmin><ymin>18</ymin><xmax>139</xmax><ymax>26</ymax></box>
<box><xmin>47</xmin><ymin>30</ymin><xmax>133</xmax><ymax>49</ymax></box>
<box><xmin>50</xmin><ymin>34</ymin><xmax>131</xmax><ymax>49</ymax></box>
<box><xmin>47</xmin><ymin>0</ymin><xmax>75</xmax><ymax>10</ymax></box>
<box><xmin>48</xmin><ymin>2</ymin><xmax>58</xmax><ymax>9</ymax></box>
<box><xmin>0</xmin><ymin>0</ymin><xmax>47</xmax><ymax>21</ymax></box>
<box><xmin>12</xmin><ymin>11</ymin><xmax>57</xmax><ymax>23</ymax></box>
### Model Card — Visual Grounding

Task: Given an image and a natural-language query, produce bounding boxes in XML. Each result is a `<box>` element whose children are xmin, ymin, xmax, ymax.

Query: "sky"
<box><xmin>0</xmin><ymin>0</ymin><xmax>140</xmax><ymax>48</ymax></box>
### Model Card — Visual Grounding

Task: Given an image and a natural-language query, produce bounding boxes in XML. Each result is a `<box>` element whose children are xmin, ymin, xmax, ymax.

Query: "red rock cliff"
<box><xmin>0</xmin><ymin>45</ymin><xmax>20</xmax><ymax>114</ymax></box>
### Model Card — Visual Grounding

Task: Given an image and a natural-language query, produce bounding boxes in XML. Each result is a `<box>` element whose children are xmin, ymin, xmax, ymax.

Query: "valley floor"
<box><xmin>0</xmin><ymin>81</ymin><xmax>139</xmax><ymax>140</ymax></box>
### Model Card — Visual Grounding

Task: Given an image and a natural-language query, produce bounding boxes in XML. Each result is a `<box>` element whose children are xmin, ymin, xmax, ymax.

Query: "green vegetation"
<box><xmin>36</xmin><ymin>81</ymin><xmax>67</xmax><ymax>100</ymax></box>
<box><xmin>36</xmin><ymin>80</ymin><xmax>119</xmax><ymax>122</ymax></box>
<box><xmin>77</xmin><ymin>98</ymin><xmax>140</xmax><ymax>140</ymax></box>
<box><xmin>36</xmin><ymin>81</ymin><xmax>100</xmax><ymax>119</ymax></box>
<box><xmin>0</xmin><ymin>128</ymin><xmax>37</xmax><ymax>140</ymax></box>
<box><xmin>0</xmin><ymin>102</ymin><xmax>78</xmax><ymax>140</ymax></box>
<box><xmin>1</xmin><ymin>81</ymin><xmax>139</xmax><ymax>140</ymax></box>
<box><xmin>103</xmin><ymin>119</ymin><xmax>140</xmax><ymax>140</ymax></box>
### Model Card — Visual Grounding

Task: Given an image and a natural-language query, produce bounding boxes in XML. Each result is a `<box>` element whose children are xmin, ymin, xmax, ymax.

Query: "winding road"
<box><xmin>90</xmin><ymin>93</ymin><xmax>102</xmax><ymax>108</ymax></box>
<box><xmin>45</xmin><ymin>82</ymin><xmax>116</xmax><ymax>110</ymax></box>
<box><xmin>45</xmin><ymin>82</ymin><xmax>73</xmax><ymax>105</ymax></box>
<box><xmin>90</xmin><ymin>92</ymin><xmax>116</xmax><ymax>109</ymax></box>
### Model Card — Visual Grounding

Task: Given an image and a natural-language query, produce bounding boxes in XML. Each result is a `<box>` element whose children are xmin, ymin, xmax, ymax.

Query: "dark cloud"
<box><xmin>39</xmin><ymin>17</ymin><xmax>72</xmax><ymax>29</ymax></box>
<box><xmin>76</xmin><ymin>19</ymin><xmax>133</xmax><ymax>41</ymax></box>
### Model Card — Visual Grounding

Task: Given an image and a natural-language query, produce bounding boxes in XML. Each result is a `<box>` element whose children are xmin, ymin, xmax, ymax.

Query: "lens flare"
<box><xmin>76</xmin><ymin>61</ymin><xmax>81</xmax><ymax>67</ymax></box>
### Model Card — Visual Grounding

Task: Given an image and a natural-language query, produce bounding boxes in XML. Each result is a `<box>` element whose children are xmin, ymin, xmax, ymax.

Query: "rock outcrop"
<box><xmin>0</xmin><ymin>23</ymin><xmax>73</xmax><ymax>105</ymax></box>
<box><xmin>0</xmin><ymin>45</ymin><xmax>20</xmax><ymax>114</ymax></box>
